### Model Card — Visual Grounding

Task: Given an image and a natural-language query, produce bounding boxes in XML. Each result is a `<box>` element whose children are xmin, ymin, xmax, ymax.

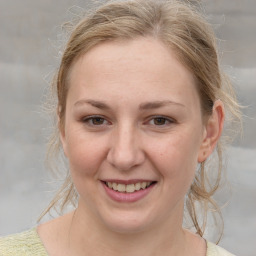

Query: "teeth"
<box><xmin>117</xmin><ymin>183</ymin><xmax>126</xmax><ymax>192</ymax></box>
<box><xmin>105</xmin><ymin>181</ymin><xmax>153</xmax><ymax>193</ymax></box>
<box><xmin>135</xmin><ymin>183</ymin><xmax>141</xmax><ymax>191</ymax></box>
<box><xmin>141</xmin><ymin>182</ymin><xmax>147</xmax><ymax>189</ymax></box>
<box><xmin>107</xmin><ymin>182</ymin><xmax>113</xmax><ymax>189</ymax></box>
<box><xmin>113</xmin><ymin>183</ymin><xmax>117</xmax><ymax>190</ymax></box>
<box><xmin>126</xmin><ymin>184</ymin><xmax>135</xmax><ymax>193</ymax></box>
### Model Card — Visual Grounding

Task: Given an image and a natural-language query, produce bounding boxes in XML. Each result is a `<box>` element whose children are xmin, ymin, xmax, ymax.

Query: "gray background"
<box><xmin>0</xmin><ymin>0</ymin><xmax>255</xmax><ymax>255</ymax></box>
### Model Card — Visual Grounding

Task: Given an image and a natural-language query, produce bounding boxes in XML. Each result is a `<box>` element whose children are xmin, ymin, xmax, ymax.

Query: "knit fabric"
<box><xmin>207</xmin><ymin>242</ymin><xmax>236</xmax><ymax>256</ymax></box>
<box><xmin>0</xmin><ymin>229</ymin><xmax>235</xmax><ymax>256</ymax></box>
<box><xmin>0</xmin><ymin>229</ymin><xmax>47</xmax><ymax>256</ymax></box>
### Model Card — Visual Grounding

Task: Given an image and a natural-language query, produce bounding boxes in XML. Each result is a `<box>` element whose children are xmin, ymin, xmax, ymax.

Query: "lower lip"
<box><xmin>102</xmin><ymin>182</ymin><xmax>156</xmax><ymax>203</ymax></box>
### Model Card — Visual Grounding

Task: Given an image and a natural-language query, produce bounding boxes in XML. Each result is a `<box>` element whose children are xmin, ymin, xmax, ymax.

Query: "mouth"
<box><xmin>102</xmin><ymin>180</ymin><xmax>157</xmax><ymax>193</ymax></box>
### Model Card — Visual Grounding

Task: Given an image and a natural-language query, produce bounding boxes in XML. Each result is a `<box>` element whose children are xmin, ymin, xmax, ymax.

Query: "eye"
<box><xmin>148</xmin><ymin>116</ymin><xmax>175</xmax><ymax>126</ymax></box>
<box><xmin>152</xmin><ymin>117</ymin><xmax>168</xmax><ymax>125</ymax></box>
<box><xmin>82</xmin><ymin>116</ymin><xmax>109</xmax><ymax>126</ymax></box>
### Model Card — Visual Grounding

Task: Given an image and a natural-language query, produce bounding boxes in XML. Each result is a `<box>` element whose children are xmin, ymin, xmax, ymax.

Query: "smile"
<box><xmin>102</xmin><ymin>180</ymin><xmax>157</xmax><ymax>203</ymax></box>
<box><xmin>104</xmin><ymin>181</ymin><xmax>154</xmax><ymax>193</ymax></box>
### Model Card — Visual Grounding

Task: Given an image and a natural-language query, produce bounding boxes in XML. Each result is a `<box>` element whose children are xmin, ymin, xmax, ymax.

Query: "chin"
<box><xmin>99</xmin><ymin>209</ymin><xmax>155</xmax><ymax>234</ymax></box>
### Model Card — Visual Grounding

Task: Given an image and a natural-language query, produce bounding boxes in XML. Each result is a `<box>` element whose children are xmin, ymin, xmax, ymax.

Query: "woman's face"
<box><xmin>61</xmin><ymin>37</ymin><xmax>208</xmax><ymax>233</ymax></box>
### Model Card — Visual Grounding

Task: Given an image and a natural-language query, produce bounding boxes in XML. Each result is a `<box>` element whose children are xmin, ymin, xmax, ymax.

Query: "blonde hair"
<box><xmin>41</xmin><ymin>0</ymin><xmax>242</xmax><ymax>242</ymax></box>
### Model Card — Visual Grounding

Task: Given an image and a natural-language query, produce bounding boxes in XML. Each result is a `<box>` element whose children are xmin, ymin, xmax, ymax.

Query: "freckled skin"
<box><xmin>60</xmin><ymin>37</ymin><xmax>209</xmax><ymax>235</ymax></box>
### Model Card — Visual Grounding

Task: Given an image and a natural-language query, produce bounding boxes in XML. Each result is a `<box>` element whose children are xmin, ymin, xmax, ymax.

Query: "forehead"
<box><xmin>68</xmin><ymin>37</ymin><xmax>200</xmax><ymax>108</ymax></box>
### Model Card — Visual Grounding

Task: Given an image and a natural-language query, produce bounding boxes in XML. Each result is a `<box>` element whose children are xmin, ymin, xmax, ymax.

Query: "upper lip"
<box><xmin>101</xmin><ymin>179</ymin><xmax>156</xmax><ymax>185</ymax></box>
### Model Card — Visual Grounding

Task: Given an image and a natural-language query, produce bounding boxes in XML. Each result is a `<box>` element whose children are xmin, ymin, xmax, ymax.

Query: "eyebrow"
<box><xmin>74</xmin><ymin>99</ymin><xmax>110</xmax><ymax>110</ymax></box>
<box><xmin>139</xmin><ymin>100</ymin><xmax>185</xmax><ymax>110</ymax></box>
<box><xmin>74</xmin><ymin>99</ymin><xmax>185</xmax><ymax>110</ymax></box>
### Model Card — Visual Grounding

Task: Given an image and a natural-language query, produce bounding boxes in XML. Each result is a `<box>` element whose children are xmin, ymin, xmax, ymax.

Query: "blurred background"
<box><xmin>0</xmin><ymin>0</ymin><xmax>255</xmax><ymax>255</ymax></box>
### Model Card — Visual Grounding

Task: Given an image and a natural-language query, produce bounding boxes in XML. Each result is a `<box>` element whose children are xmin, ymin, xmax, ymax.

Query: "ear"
<box><xmin>198</xmin><ymin>100</ymin><xmax>225</xmax><ymax>163</ymax></box>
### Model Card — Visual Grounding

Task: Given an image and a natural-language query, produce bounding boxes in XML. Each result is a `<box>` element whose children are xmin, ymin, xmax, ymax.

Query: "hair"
<box><xmin>41</xmin><ymin>0</ymin><xmax>242</xmax><ymax>243</ymax></box>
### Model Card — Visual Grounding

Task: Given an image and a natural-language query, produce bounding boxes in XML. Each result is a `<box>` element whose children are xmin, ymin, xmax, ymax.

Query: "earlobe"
<box><xmin>198</xmin><ymin>100</ymin><xmax>225</xmax><ymax>163</ymax></box>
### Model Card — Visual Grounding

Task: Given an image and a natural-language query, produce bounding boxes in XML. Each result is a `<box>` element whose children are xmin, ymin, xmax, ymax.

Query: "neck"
<box><xmin>67</xmin><ymin>202</ymin><xmax>188</xmax><ymax>256</ymax></box>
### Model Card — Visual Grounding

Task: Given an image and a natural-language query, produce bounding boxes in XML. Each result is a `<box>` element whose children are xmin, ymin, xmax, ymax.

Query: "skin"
<box><xmin>38</xmin><ymin>37</ymin><xmax>224</xmax><ymax>256</ymax></box>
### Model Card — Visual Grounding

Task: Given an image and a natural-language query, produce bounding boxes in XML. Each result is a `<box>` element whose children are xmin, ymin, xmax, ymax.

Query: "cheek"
<box><xmin>149</xmin><ymin>131</ymin><xmax>200</xmax><ymax>182</ymax></box>
<box><xmin>66</xmin><ymin>133</ymin><xmax>108</xmax><ymax>199</ymax></box>
<box><xmin>64</xmin><ymin>127</ymin><xmax>108</xmax><ymax>177</ymax></box>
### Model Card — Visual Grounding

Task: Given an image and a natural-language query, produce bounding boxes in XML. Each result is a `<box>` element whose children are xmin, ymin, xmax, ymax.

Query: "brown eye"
<box><xmin>147</xmin><ymin>116</ymin><xmax>174</xmax><ymax>127</ymax></box>
<box><xmin>83</xmin><ymin>116</ymin><xmax>108</xmax><ymax>126</ymax></box>
<box><xmin>91</xmin><ymin>117</ymin><xmax>105</xmax><ymax>125</ymax></box>
<box><xmin>153</xmin><ymin>117</ymin><xmax>169</xmax><ymax>125</ymax></box>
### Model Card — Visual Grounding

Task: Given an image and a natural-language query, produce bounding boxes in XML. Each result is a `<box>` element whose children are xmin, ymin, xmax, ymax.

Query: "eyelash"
<box><xmin>82</xmin><ymin>115</ymin><xmax>175</xmax><ymax>127</ymax></box>
<box><xmin>146</xmin><ymin>116</ymin><xmax>175</xmax><ymax>126</ymax></box>
<box><xmin>82</xmin><ymin>115</ymin><xmax>110</xmax><ymax>126</ymax></box>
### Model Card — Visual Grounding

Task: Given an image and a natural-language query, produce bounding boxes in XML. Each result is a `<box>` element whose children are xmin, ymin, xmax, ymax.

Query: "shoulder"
<box><xmin>0</xmin><ymin>229</ymin><xmax>48</xmax><ymax>256</ymax></box>
<box><xmin>207</xmin><ymin>241</ymin><xmax>237</xmax><ymax>256</ymax></box>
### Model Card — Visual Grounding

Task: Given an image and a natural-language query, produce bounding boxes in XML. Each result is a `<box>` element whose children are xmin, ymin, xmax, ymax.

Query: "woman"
<box><xmin>0</xmin><ymin>0</ymin><xmax>241</xmax><ymax>255</ymax></box>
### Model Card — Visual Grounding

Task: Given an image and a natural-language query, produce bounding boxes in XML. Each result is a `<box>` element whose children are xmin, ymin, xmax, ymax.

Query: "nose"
<box><xmin>107</xmin><ymin>124</ymin><xmax>145</xmax><ymax>171</ymax></box>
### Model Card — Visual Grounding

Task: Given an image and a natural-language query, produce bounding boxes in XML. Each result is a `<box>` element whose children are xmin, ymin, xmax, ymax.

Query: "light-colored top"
<box><xmin>0</xmin><ymin>229</ymin><xmax>236</xmax><ymax>256</ymax></box>
<box><xmin>0</xmin><ymin>229</ymin><xmax>48</xmax><ymax>256</ymax></box>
